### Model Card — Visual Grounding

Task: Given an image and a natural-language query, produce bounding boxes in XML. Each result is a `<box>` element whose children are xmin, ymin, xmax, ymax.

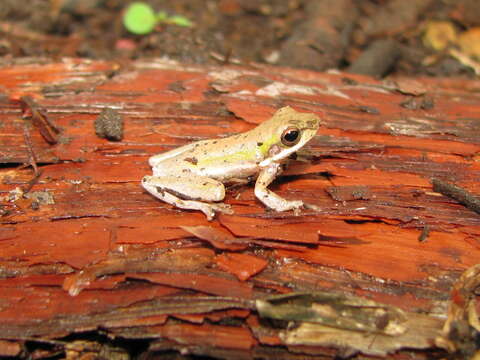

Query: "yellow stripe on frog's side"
<box><xmin>196</xmin><ymin>133</ymin><xmax>280</xmax><ymax>167</ymax></box>
<box><xmin>258</xmin><ymin>133</ymin><xmax>280</xmax><ymax>157</ymax></box>
<box><xmin>196</xmin><ymin>148</ymin><xmax>258</xmax><ymax>167</ymax></box>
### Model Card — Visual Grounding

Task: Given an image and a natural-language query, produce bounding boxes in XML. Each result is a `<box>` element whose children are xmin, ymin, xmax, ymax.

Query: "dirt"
<box><xmin>1</xmin><ymin>0</ymin><xmax>480</xmax><ymax>77</ymax></box>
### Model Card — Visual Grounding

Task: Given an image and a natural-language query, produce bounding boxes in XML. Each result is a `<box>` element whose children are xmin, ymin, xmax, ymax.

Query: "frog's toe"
<box><xmin>199</xmin><ymin>203</ymin><xmax>233</xmax><ymax>221</ymax></box>
<box><xmin>199</xmin><ymin>206</ymin><xmax>216</xmax><ymax>221</ymax></box>
<box><xmin>292</xmin><ymin>206</ymin><xmax>303</xmax><ymax>216</ymax></box>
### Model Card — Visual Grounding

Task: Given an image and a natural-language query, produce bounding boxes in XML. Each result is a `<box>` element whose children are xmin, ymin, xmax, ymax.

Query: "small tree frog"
<box><xmin>142</xmin><ymin>106</ymin><xmax>321</xmax><ymax>220</ymax></box>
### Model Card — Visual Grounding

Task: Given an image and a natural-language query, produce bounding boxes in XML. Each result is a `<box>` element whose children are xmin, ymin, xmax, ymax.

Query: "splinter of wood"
<box><xmin>23</xmin><ymin>125</ymin><xmax>39</xmax><ymax>176</ymax></box>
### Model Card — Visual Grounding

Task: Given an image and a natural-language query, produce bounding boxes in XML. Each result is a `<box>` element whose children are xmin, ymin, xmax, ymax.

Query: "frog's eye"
<box><xmin>281</xmin><ymin>127</ymin><xmax>301</xmax><ymax>146</ymax></box>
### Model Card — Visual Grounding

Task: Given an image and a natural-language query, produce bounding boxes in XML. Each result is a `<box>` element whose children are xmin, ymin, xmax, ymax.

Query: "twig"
<box><xmin>432</xmin><ymin>178</ymin><xmax>480</xmax><ymax>215</ymax></box>
<box><xmin>20</xmin><ymin>96</ymin><xmax>59</xmax><ymax>144</ymax></box>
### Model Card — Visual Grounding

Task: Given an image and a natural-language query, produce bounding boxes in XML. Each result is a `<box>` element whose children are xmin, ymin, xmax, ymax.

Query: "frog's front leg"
<box><xmin>142</xmin><ymin>175</ymin><xmax>233</xmax><ymax>220</ymax></box>
<box><xmin>254</xmin><ymin>162</ymin><xmax>303</xmax><ymax>212</ymax></box>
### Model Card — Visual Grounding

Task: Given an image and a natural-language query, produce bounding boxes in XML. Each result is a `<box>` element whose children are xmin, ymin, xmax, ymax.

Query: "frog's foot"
<box><xmin>257</xmin><ymin>191</ymin><xmax>304</xmax><ymax>214</ymax></box>
<box><xmin>254</xmin><ymin>175</ymin><xmax>304</xmax><ymax>213</ymax></box>
<box><xmin>267</xmin><ymin>199</ymin><xmax>304</xmax><ymax>216</ymax></box>
<box><xmin>206</xmin><ymin>203</ymin><xmax>234</xmax><ymax>219</ymax></box>
<box><xmin>150</xmin><ymin>188</ymin><xmax>232</xmax><ymax>221</ymax></box>
<box><xmin>271</xmin><ymin>199</ymin><xmax>304</xmax><ymax>212</ymax></box>
<box><xmin>211</xmin><ymin>202</ymin><xmax>233</xmax><ymax>214</ymax></box>
<box><xmin>195</xmin><ymin>203</ymin><xmax>215</xmax><ymax>220</ymax></box>
<box><xmin>255</xmin><ymin>163</ymin><xmax>306</xmax><ymax>214</ymax></box>
<box><xmin>303</xmin><ymin>202</ymin><xmax>322</xmax><ymax>211</ymax></box>
<box><xmin>168</xmin><ymin>199</ymin><xmax>233</xmax><ymax>221</ymax></box>
<box><xmin>288</xmin><ymin>200</ymin><xmax>304</xmax><ymax>211</ymax></box>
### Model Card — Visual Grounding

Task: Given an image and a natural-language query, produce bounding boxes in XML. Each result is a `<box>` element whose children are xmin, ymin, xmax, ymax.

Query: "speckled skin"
<box><xmin>142</xmin><ymin>106</ymin><xmax>320</xmax><ymax>220</ymax></box>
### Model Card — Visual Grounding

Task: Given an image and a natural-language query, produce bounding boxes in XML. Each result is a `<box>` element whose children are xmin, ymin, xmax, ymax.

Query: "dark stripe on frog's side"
<box><xmin>155</xmin><ymin>186</ymin><xmax>203</xmax><ymax>201</ymax></box>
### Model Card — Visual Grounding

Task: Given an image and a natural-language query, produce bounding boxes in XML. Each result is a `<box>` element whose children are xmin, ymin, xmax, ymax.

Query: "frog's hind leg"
<box><xmin>148</xmin><ymin>143</ymin><xmax>195</xmax><ymax>167</ymax></box>
<box><xmin>141</xmin><ymin>175</ymin><xmax>233</xmax><ymax>220</ymax></box>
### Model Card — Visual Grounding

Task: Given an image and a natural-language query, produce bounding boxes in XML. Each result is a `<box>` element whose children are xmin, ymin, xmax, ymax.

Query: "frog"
<box><xmin>142</xmin><ymin>106</ymin><xmax>321</xmax><ymax>220</ymax></box>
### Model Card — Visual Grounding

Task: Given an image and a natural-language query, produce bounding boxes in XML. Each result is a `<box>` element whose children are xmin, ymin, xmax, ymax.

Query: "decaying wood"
<box><xmin>0</xmin><ymin>58</ymin><xmax>479</xmax><ymax>359</ymax></box>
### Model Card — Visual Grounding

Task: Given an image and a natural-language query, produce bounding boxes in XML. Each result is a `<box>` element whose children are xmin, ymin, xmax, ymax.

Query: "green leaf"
<box><xmin>168</xmin><ymin>15</ymin><xmax>193</xmax><ymax>27</ymax></box>
<box><xmin>123</xmin><ymin>2</ymin><xmax>157</xmax><ymax>35</ymax></box>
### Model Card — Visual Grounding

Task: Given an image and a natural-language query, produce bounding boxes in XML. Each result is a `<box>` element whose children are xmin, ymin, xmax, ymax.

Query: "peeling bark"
<box><xmin>0</xmin><ymin>58</ymin><xmax>479</xmax><ymax>359</ymax></box>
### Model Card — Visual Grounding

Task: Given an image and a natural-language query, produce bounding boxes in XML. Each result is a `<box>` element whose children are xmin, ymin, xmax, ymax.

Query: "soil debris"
<box><xmin>94</xmin><ymin>107</ymin><xmax>124</xmax><ymax>141</ymax></box>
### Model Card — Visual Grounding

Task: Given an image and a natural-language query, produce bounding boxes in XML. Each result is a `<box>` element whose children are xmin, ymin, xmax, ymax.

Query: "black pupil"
<box><xmin>284</xmin><ymin>129</ymin><xmax>299</xmax><ymax>143</ymax></box>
